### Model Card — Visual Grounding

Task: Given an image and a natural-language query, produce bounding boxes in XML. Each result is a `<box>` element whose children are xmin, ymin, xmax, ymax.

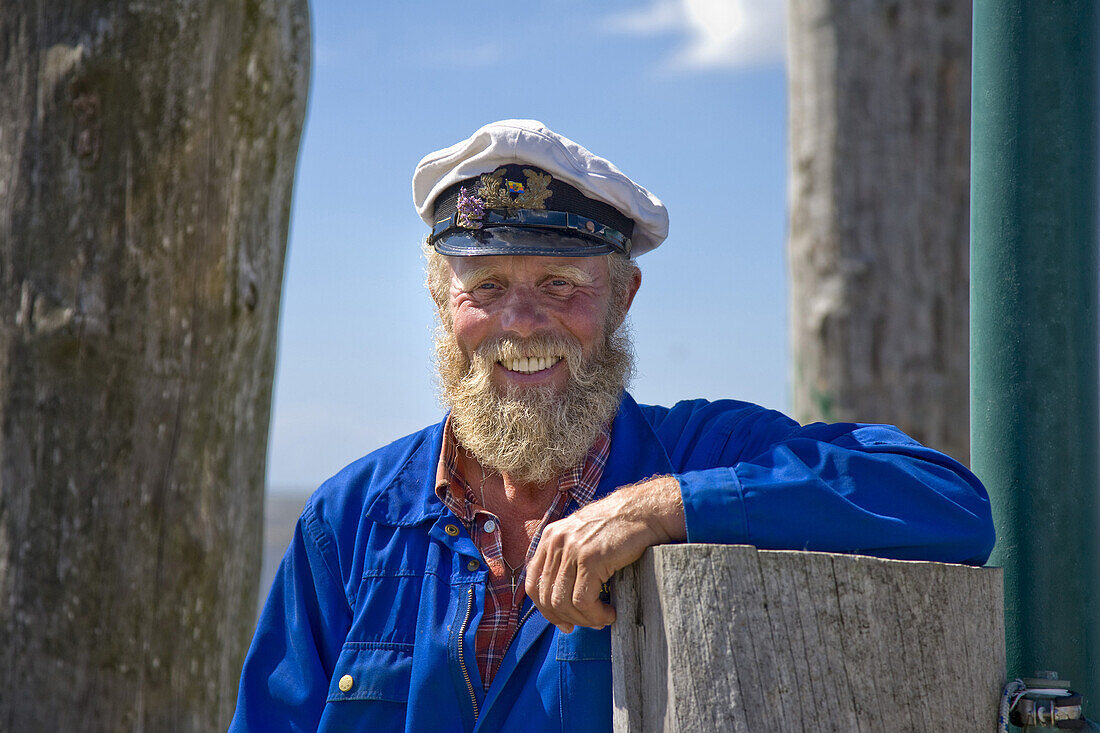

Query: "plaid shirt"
<box><xmin>435</xmin><ymin>417</ymin><xmax>611</xmax><ymax>690</ymax></box>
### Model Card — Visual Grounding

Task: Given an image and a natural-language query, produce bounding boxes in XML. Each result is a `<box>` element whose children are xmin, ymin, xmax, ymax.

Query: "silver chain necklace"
<box><xmin>470</xmin><ymin>454</ymin><xmax>524</xmax><ymax>594</ymax></box>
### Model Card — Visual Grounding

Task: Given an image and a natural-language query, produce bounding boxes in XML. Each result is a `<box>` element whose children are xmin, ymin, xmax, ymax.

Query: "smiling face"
<box><xmin>432</xmin><ymin>253</ymin><xmax>640</xmax><ymax>483</ymax></box>
<box><xmin>447</xmin><ymin>255</ymin><xmax>621</xmax><ymax>389</ymax></box>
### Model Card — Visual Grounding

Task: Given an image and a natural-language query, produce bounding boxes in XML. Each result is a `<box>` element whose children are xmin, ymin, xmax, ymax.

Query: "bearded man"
<box><xmin>230</xmin><ymin>120</ymin><xmax>994</xmax><ymax>732</ymax></box>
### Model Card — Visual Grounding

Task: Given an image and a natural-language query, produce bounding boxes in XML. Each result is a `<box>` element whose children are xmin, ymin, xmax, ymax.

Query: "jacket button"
<box><xmin>467</xmin><ymin>560</ymin><xmax>481</xmax><ymax>572</ymax></box>
<box><xmin>338</xmin><ymin>674</ymin><xmax>354</xmax><ymax>693</ymax></box>
<box><xmin>445</xmin><ymin>524</ymin><xmax>460</xmax><ymax>536</ymax></box>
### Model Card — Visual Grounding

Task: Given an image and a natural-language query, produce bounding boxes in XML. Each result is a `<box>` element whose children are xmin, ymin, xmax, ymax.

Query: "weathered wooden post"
<box><xmin>787</xmin><ymin>0</ymin><xmax>973</xmax><ymax>464</ymax></box>
<box><xmin>0</xmin><ymin>2</ymin><xmax>309</xmax><ymax>729</ymax></box>
<box><xmin>612</xmin><ymin>545</ymin><xmax>1005</xmax><ymax>731</ymax></box>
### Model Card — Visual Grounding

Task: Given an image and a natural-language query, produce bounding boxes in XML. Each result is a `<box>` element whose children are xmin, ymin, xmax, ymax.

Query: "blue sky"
<box><xmin>267</xmin><ymin>0</ymin><xmax>789</xmax><ymax>491</ymax></box>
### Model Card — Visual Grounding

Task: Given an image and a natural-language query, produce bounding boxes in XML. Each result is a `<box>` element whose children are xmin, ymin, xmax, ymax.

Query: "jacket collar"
<box><xmin>596</xmin><ymin>391</ymin><xmax>674</xmax><ymax>499</ymax></box>
<box><xmin>362</xmin><ymin>420</ymin><xmax>449</xmax><ymax>527</ymax></box>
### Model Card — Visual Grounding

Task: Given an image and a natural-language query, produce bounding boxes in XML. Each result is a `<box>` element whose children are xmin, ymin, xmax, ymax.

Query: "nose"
<box><xmin>498</xmin><ymin>288</ymin><xmax>547</xmax><ymax>338</ymax></box>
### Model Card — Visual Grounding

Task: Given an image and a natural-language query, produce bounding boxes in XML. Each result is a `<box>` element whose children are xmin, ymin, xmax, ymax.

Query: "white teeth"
<box><xmin>501</xmin><ymin>356</ymin><xmax>562</xmax><ymax>374</ymax></box>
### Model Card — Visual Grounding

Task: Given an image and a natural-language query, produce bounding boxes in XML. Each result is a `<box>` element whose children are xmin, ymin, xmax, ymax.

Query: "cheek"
<box><xmin>449</xmin><ymin>305</ymin><xmax>490</xmax><ymax>352</ymax></box>
<box><xmin>560</xmin><ymin>301</ymin><xmax>611</xmax><ymax>349</ymax></box>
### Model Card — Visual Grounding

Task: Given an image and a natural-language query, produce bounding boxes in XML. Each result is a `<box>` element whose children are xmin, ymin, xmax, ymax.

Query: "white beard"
<box><xmin>435</xmin><ymin>325</ymin><xmax>633</xmax><ymax>484</ymax></box>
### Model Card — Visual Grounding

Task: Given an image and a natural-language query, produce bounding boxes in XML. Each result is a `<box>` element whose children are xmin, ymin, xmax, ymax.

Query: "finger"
<box><xmin>549</xmin><ymin>557</ymin><xmax>577</xmax><ymax>609</ymax></box>
<box><xmin>525</xmin><ymin>536</ymin><xmax>550</xmax><ymax>601</ymax></box>
<box><xmin>531</xmin><ymin>527</ymin><xmax>589</xmax><ymax>633</ymax></box>
<box><xmin>530</xmin><ymin>555</ymin><xmax>577</xmax><ymax>634</ymax></box>
<box><xmin>534</xmin><ymin>542</ymin><xmax>564</xmax><ymax>615</ymax></box>
<box><xmin>549</xmin><ymin>559</ymin><xmax>586</xmax><ymax>631</ymax></box>
<box><xmin>573</xmin><ymin>566</ymin><xmax>616</xmax><ymax>628</ymax></box>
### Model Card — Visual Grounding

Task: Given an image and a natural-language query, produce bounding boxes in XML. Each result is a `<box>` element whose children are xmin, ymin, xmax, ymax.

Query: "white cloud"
<box><xmin>604</xmin><ymin>0</ymin><xmax>786</xmax><ymax>71</ymax></box>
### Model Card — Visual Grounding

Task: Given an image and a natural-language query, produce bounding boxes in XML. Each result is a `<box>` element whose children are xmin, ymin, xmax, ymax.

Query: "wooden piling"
<box><xmin>612</xmin><ymin>545</ymin><xmax>1004</xmax><ymax>732</ymax></box>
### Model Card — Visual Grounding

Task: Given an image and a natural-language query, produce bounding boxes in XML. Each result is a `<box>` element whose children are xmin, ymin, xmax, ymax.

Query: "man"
<box><xmin>230</xmin><ymin>119</ymin><xmax>994</xmax><ymax>732</ymax></box>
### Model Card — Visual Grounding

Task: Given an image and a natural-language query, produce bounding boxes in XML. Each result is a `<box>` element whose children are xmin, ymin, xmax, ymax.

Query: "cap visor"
<box><xmin>433</xmin><ymin>226</ymin><xmax>616</xmax><ymax>257</ymax></box>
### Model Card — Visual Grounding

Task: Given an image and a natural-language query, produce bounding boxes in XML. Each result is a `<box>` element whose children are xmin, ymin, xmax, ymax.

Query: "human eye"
<box><xmin>466</xmin><ymin>279</ymin><xmax>503</xmax><ymax>298</ymax></box>
<box><xmin>544</xmin><ymin>277</ymin><xmax>575</xmax><ymax>292</ymax></box>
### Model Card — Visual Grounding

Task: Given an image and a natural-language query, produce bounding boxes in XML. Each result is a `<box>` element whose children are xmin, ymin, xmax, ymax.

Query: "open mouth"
<box><xmin>498</xmin><ymin>356</ymin><xmax>563</xmax><ymax>374</ymax></box>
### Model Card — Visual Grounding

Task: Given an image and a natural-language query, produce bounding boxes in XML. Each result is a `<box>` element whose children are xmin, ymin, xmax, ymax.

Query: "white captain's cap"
<box><xmin>412</xmin><ymin>119</ymin><xmax>668</xmax><ymax>258</ymax></box>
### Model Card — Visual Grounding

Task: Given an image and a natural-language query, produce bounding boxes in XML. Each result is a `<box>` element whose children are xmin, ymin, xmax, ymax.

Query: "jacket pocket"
<box><xmin>326</xmin><ymin>641</ymin><xmax>414</xmax><ymax>703</ymax></box>
<box><xmin>350</xmin><ymin>574</ymin><xmax>424</xmax><ymax>643</ymax></box>
<box><xmin>556</xmin><ymin>627</ymin><xmax>612</xmax><ymax>731</ymax></box>
<box><xmin>555</xmin><ymin>626</ymin><xmax>611</xmax><ymax>661</ymax></box>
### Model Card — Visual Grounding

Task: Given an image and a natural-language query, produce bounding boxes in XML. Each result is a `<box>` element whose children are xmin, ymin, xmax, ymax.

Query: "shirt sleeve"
<box><xmin>229</xmin><ymin>499</ymin><xmax>352</xmax><ymax>731</ymax></box>
<box><xmin>664</xmin><ymin>402</ymin><xmax>995</xmax><ymax>565</ymax></box>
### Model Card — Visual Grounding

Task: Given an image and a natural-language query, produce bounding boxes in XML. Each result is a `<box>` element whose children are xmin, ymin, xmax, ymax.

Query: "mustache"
<box><xmin>470</xmin><ymin>333</ymin><xmax>612</xmax><ymax>390</ymax></box>
<box><xmin>474</xmin><ymin>333</ymin><xmax>579</xmax><ymax>362</ymax></box>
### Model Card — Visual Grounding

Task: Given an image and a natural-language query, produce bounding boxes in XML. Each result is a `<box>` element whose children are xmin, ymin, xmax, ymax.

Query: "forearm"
<box><xmin>677</xmin><ymin>429</ymin><xmax>995</xmax><ymax>564</ymax></box>
<box><xmin>608</xmin><ymin>474</ymin><xmax>687</xmax><ymax>544</ymax></box>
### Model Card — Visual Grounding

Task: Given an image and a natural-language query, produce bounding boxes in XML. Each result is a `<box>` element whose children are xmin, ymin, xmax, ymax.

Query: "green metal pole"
<box><xmin>971</xmin><ymin>0</ymin><xmax>1100</xmax><ymax>715</ymax></box>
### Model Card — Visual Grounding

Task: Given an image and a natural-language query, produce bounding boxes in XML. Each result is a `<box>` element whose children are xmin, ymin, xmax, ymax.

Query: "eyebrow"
<box><xmin>453</xmin><ymin>266</ymin><xmax>497</xmax><ymax>290</ymax></box>
<box><xmin>543</xmin><ymin>265</ymin><xmax>595</xmax><ymax>284</ymax></box>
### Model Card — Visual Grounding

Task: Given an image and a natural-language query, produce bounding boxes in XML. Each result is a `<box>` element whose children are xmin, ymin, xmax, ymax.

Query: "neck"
<box><xmin>461</xmin><ymin>451</ymin><xmax>558</xmax><ymax>519</ymax></box>
<box><xmin>498</xmin><ymin>472</ymin><xmax>559</xmax><ymax>514</ymax></box>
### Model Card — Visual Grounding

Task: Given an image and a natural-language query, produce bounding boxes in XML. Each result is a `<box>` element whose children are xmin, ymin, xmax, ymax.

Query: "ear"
<box><xmin>622</xmin><ymin>267</ymin><xmax>642</xmax><ymax>314</ymax></box>
<box><xmin>608</xmin><ymin>266</ymin><xmax>642</xmax><ymax>332</ymax></box>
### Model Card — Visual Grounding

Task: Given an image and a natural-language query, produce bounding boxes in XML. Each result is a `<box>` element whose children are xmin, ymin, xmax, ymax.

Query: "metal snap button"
<box><xmin>338</xmin><ymin>674</ymin><xmax>354</xmax><ymax>693</ymax></box>
<box><xmin>445</xmin><ymin>524</ymin><xmax>460</xmax><ymax>536</ymax></box>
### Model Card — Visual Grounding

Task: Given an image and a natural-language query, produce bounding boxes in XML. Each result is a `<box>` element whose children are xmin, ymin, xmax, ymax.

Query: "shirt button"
<box><xmin>338</xmin><ymin>674</ymin><xmax>354</xmax><ymax>693</ymax></box>
<box><xmin>483</xmin><ymin>519</ymin><xmax>497</xmax><ymax>533</ymax></box>
<box><xmin>467</xmin><ymin>560</ymin><xmax>481</xmax><ymax>572</ymax></box>
<box><xmin>444</xmin><ymin>524</ymin><xmax>460</xmax><ymax>536</ymax></box>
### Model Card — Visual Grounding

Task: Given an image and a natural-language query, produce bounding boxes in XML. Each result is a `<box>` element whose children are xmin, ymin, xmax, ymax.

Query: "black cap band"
<box><xmin>429</xmin><ymin>164</ymin><xmax>634</xmax><ymax>257</ymax></box>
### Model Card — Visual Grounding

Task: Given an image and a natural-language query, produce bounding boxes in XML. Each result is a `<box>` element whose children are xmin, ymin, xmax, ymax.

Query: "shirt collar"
<box><xmin>434</xmin><ymin>415</ymin><xmax>611</xmax><ymax>521</ymax></box>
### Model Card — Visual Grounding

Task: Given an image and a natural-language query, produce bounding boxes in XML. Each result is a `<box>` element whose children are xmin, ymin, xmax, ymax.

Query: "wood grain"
<box><xmin>0</xmin><ymin>3</ymin><xmax>309</xmax><ymax>729</ymax></box>
<box><xmin>787</xmin><ymin>0</ymin><xmax>973</xmax><ymax>465</ymax></box>
<box><xmin>612</xmin><ymin>545</ymin><xmax>1004</xmax><ymax>732</ymax></box>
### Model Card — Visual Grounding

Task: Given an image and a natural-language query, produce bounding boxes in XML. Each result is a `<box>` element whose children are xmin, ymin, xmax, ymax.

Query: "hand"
<box><xmin>525</xmin><ymin>475</ymin><xmax>686</xmax><ymax>633</ymax></box>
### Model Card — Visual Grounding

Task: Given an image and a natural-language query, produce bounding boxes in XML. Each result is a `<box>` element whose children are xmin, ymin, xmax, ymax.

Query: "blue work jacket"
<box><xmin>230</xmin><ymin>393</ymin><xmax>994</xmax><ymax>732</ymax></box>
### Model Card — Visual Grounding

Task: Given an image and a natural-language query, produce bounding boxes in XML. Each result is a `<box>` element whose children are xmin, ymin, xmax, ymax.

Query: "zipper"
<box><xmin>458</xmin><ymin>585</ymin><xmax>479</xmax><ymax>722</ymax></box>
<box><xmin>459</xmin><ymin>586</ymin><xmax>538</xmax><ymax>727</ymax></box>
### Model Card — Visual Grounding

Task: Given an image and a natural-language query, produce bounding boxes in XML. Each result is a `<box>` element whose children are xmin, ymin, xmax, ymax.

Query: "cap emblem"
<box><xmin>478</xmin><ymin>167</ymin><xmax>553</xmax><ymax>212</ymax></box>
<box><xmin>455</xmin><ymin>167</ymin><xmax>554</xmax><ymax>231</ymax></box>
